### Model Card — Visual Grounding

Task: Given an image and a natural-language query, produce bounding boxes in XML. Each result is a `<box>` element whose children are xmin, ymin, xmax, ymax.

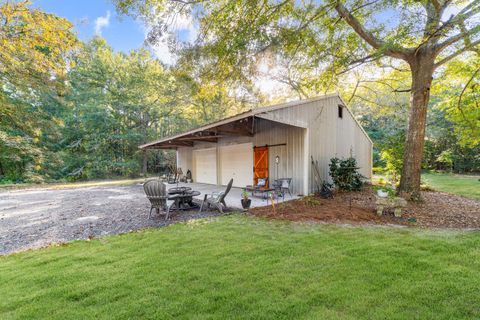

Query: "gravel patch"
<box><xmin>0</xmin><ymin>184</ymin><xmax>222</xmax><ymax>255</ymax></box>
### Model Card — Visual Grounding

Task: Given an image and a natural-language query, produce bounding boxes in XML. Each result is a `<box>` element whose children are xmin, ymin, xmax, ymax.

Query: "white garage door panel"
<box><xmin>219</xmin><ymin>143</ymin><xmax>253</xmax><ymax>187</ymax></box>
<box><xmin>194</xmin><ymin>148</ymin><xmax>217</xmax><ymax>184</ymax></box>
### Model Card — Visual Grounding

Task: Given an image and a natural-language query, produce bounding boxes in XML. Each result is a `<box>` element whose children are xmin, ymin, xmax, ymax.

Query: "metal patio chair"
<box><xmin>273</xmin><ymin>178</ymin><xmax>293</xmax><ymax>199</ymax></box>
<box><xmin>279</xmin><ymin>178</ymin><xmax>292</xmax><ymax>197</ymax></box>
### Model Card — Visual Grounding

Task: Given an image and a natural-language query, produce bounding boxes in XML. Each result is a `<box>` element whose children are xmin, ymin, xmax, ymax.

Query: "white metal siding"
<box><xmin>219</xmin><ymin>143</ymin><xmax>253</xmax><ymax>187</ymax></box>
<box><xmin>259</xmin><ymin>97</ymin><xmax>338</xmax><ymax>192</ymax></box>
<box><xmin>176</xmin><ymin>147</ymin><xmax>193</xmax><ymax>173</ymax></box>
<box><xmin>174</xmin><ymin>94</ymin><xmax>372</xmax><ymax>193</ymax></box>
<box><xmin>335</xmin><ymin>105</ymin><xmax>373</xmax><ymax>179</ymax></box>
<box><xmin>259</xmin><ymin>96</ymin><xmax>372</xmax><ymax>192</ymax></box>
<box><xmin>253</xmin><ymin>119</ymin><xmax>305</xmax><ymax>195</ymax></box>
<box><xmin>193</xmin><ymin>148</ymin><xmax>217</xmax><ymax>184</ymax></box>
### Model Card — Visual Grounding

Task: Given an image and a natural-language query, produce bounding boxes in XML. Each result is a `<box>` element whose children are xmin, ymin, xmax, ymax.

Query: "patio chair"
<box><xmin>167</xmin><ymin>172</ymin><xmax>178</xmax><ymax>184</ymax></box>
<box><xmin>278</xmin><ymin>178</ymin><xmax>293</xmax><ymax>197</ymax></box>
<box><xmin>199</xmin><ymin>178</ymin><xmax>233</xmax><ymax>214</ymax></box>
<box><xmin>143</xmin><ymin>179</ymin><xmax>170</xmax><ymax>220</ymax></box>
<box><xmin>272</xmin><ymin>178</ymin><xmax>292</xmax><ymax>201</ymax></box>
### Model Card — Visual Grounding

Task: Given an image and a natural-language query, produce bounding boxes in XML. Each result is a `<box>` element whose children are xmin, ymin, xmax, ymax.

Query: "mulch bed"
<box><xmin>250</xmin><ymin>188</ymin><xmax>480</xmax><ymax>229</ymax></box>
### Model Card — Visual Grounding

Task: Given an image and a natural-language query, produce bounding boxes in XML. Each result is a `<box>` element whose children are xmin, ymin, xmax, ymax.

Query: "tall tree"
<box><xmin>61</xmin><ymin>38</ymin><xmax>186</xmax><ymax>179</ymax></box>
<box><xmin>59</xmin><ymin>38</ymin><xmax>248</xmax><ymax>179</ymax></box>
<box><xmin>0</xmin><ymin>0</ymin><xmax>77</xmax><ymax>181</ymax></box>
<box><xmin>332</xmin><ymin>0</ymin><xmax>480</xmax><ymax>199</ymax></box>
<box><xmin>113</xmin><ymin>0</ymin><xmax>480</xmax><ymax>199</ymax></box>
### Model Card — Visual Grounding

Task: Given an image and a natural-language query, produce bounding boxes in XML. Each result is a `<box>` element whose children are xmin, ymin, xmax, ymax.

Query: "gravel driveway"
<box><xmin>0</xmin><ymin>184</ymin><xmax>220</xmax><ymax>255</ymax></box>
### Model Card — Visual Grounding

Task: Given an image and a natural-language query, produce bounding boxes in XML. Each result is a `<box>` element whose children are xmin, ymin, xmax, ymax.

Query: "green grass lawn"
<box><xmin>422</xmin><ymin>172</ymin><xmax>480</xmax><ymax>200</ymax></box>
<box><xmin>1</xmin><ymin>216</ymin><xmax>479</xmax><ymax>319</ymax></box>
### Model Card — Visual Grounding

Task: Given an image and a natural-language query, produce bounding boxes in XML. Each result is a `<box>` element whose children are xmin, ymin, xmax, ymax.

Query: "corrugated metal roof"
<box><xmin>139</xmin><ymin>93</ymin><xmax>339</xmax><ymax>149</ymax></box>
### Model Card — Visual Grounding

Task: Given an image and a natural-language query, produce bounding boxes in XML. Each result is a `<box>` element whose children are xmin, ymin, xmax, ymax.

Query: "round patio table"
<box><xmin>168</xmin><ymin>186</ymin><xmax>192</xmax><ymax>194</ymax></box>
<box><xmin>168</xmin><ymin>190</ymin><xmax>200</xmax><ymax>211</ymax></box>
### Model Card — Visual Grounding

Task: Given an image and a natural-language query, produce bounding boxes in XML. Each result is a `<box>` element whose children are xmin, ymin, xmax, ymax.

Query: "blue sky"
<box><xmin>32</xmin><ymin>0</ymin><xmax>145</xmax><ymax>53</ymax></box>
<box><xmin>31</xmin><ymin>0</ymin><xmax>198</xmax><ymax>64</ymax></box>
<box><xmin>28</xmin><ymin>0</ymin><xmax>277</xmax><ymax>94</ymax></box>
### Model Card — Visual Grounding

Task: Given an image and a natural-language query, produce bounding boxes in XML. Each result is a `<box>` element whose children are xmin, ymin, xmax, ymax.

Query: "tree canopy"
<box><xmin>113</xmin><ymin>0</ymin><xmax>480</xmax><ymax>199</ymax></box>
<box><xmin>0</xmin><ymin>0</ymin><xmax>254</xmax><ymax>183</ymax></box>
<box><xmin>0</xmin><ymin>0</ymin><xmax>78</xmax><ymax>181</ymax></box>
<box><xmin>0</xmin><ymin>0</ymin><xmax>478</xmax><ymax>185</ymax></box>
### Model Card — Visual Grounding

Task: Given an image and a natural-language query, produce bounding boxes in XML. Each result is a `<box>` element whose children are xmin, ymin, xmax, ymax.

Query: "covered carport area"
<box><xmin>139</xmin><ymin>113</ymin><xmax>256</xmax><ymax>187</ymax></box>
<box><xmin>140</xmin><ymin>105</ymin><xmax>308</xmax><ymax>195</ymax></box>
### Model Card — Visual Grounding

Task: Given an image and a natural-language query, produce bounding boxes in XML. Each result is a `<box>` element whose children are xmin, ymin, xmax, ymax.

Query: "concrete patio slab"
<box><xmin>172</xmin><ymin>182</ymin><xmax>298</xmax><ymax>209</ymax></box>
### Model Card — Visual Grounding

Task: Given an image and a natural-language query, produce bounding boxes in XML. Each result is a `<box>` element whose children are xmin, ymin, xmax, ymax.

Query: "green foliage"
<box><xmin>328</xmin><ymin>157</ymin><xmax>364</xmax><ymax>191</ymax></box>
<box><xmin>372</xmin><ymin>166</ymin><xmax>385</xmax><ymax>174</ymax></box>
<box><xmin>436</xmin><ymin>150</ymin><xmax>454</xmax><ymax>171</ymax></box>
<box><xmin>356</xmin><ymin>74</ymin><xmax>480</xmax><ymax>177</ymax></box>
<box><xmin>423</xmin><ymin>102</ymin><xmax>480</xmax><ymax>173</ymax></box>
<box><xmin>58</xmin><ymin>38</ymin><xmax>182</xmax><ymax>179</ymax></box>
<box><xmin>0</xmin><ymin>178</ymin><xmax>14</xmax><ymax>185</ymax></box>
<box><xmin>1</xmin><ymin>27</ymin><xmax>252</xmax><ymax>182</ymax></box>
<box><xmin>0</xmin><ymin>1</ymin><xmax>78</xmax><ymax>183</ymax></box>
<box><xmin>379</xmin><ymin>132</ymin><xmax>405</xmax><ymax>183</ymax></box>
<box><xmin>434</xmin><ymin>55</ymin><xmax>480</xmax><ymax>148</ymax></box>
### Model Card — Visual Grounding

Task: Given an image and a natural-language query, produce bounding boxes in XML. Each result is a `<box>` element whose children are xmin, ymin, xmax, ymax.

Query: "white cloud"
<box><xmin>94</xmin><ymin>11</ymin><xmax>111</xmax><ymax>36</ymax></box>
<box><xmin>145</xmin><ymin>13</ymin><xmax>198</xmax><ymax>65</ymax></box>
<box><xmin>255</xmin><ymin>61</ymin><xmax>290</xmax><ymax>97</ymax></box>
<box><xmin>151</xmin><ymin>39</ymin><xmax>175</xmax><ymax>65</ymax></box>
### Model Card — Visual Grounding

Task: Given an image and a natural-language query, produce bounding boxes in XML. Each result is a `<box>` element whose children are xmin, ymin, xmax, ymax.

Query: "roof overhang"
<box><xmin>140</xmin><ymin>115</ymin><xmax>255</xmax><ymax>149</ymax></box>
<box><xmin>140</xmin><ymin>93</ymin><xmax>340</xmax><ymax>150</ymax></box>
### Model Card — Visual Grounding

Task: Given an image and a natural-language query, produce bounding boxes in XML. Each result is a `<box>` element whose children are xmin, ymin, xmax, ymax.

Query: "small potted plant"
<box><xmin>373</xmin><ymin>185</ymin><xmax>395</xmax><ymax>198</ymax></box>
<box><xmin>241</xmin><ymin>191</ymin><xmax>251</xmax><ymax>209</ymax></box>
<box><xmin>377</xmin><ymin>188</ymin><xmax>389</xmax><ymax>198</ymax></box>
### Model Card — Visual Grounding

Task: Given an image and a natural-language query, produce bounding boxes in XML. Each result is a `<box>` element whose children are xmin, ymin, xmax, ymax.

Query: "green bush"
<box><xmin>372</xmin><ymin>166</ymin><xmax>385</xmax><ymax>174</ymax></box>
<box><xmin>379</xmin><ymin>132</ymin><xmax>404</xmax><ymax>183</ymax></box>
<box><xmin>329</xmin><ymin>157</ymin><xmax>365</xmax><ymax>191</ymax></box>
<box><xmin>0</xmin><ymin>179</ymin><xmax>15</xmax><ymax>185</ymax></box>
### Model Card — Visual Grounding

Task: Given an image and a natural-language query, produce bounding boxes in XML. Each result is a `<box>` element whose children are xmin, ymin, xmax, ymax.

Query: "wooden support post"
<box><xmin>142</xmin><ymin>149</ymin><xmax>148</xmax><ymax>176</ymax></box>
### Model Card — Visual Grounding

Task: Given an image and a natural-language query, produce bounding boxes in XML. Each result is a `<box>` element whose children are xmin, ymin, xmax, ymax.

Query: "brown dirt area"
<box><xmin>250</xmin><ymin>188</ymin><xmax>480</xmax><ymax>229</ymax></box>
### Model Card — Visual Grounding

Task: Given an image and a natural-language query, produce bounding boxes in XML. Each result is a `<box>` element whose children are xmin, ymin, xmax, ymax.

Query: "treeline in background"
<box><xmin>1</xmin><ymin>2</ymin><xmax>478</xmax><ymax>185</ymax></box>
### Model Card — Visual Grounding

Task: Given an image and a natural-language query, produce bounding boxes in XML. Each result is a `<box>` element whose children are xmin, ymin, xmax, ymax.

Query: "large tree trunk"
<box><xmin>398</xmin><ymin>53</ymin><xmax>435</xmax><ymax>200</ymax></box>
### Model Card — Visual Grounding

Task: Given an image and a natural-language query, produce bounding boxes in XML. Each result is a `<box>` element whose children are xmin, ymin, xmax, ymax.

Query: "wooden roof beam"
<box><xmin>177</xmin><ymin>136</ymin><xmax>221</xmax><ymax>141</ymax></box>
<box><xmin>212</xmin><ymin>118</ymin><xmax>253</xmax><ymax>137</ymax></box>
<box><xmin>145</xmin><ymin>140</ymin><xmax>194</xmax><ymax>149</ymax></box>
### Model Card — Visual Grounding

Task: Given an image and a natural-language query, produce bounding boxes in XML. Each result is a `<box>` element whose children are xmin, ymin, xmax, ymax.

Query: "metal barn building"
<box><xmin>140</xmin><ymin>93</ymin><xmax>373</xmax><ymax>195</ymax></box>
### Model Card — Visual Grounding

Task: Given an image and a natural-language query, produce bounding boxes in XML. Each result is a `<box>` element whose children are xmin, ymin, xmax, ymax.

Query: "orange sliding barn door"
<box><xmin>253</xmin><ymin>147</ymin><xmax>269</xmax><ymax>187</ymax></box>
